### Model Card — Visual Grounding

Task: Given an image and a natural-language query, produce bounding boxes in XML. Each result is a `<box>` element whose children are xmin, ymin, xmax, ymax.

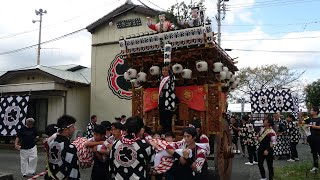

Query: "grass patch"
<box><xmin>274</xmin><ymin>161</ymin><xmax>320</xmax><ymax>180</ymax></box>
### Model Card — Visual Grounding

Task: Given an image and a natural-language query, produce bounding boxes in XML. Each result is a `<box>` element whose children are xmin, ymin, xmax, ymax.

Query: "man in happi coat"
<box><xmin>109</xmin><ymin>116</ymin><xmax>155</xmax><ymax>180</ymax></box>
<box><xmin>158</xmin><ymin>65</ymin><xmax>176</xmax><ymax>134</ymax></box>
<box><xmin>47</xmin><ymin>115</ymin><xmax>80</xmax><ymax>180</ymax></box>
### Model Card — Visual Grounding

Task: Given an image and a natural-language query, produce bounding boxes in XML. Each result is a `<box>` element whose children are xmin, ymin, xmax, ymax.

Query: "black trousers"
<box><xmin>308</xmin><ymin>135</ymin><xmax>320</xmax><ymax>168</ymax></box>
<box><xmin>258</xmin><ymin>149</ymin><xmax>274</xmax><ymax>180</ymax></box>
<box><xmin>159</xmin><ymin>109</ymin><xmax>173</xmax><ymax>134</ymax></box>
<box><xmin>290</xmin><ymin>142</ymin><xmax>298</xmax><ymax>159</ymax></box>
<box><xmin>247</xmin><ymin>145</ymin><xmax>257</xmax><ymax>163</ymax></box>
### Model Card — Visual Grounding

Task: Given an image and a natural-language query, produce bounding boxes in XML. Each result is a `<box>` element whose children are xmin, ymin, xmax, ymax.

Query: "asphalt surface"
<box><xmin>0</xmin><ymin>143</ymin><xmax>313</xmax><ymax>180</ymax></box>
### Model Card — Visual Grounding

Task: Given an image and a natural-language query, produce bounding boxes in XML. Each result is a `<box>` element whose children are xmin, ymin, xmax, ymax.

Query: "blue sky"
<box><xmin>222</xmin><ymin>0</ymin><xmax>320</xmax><ymax>34</ymax></box>
<box><xmin>0</xmin><ymin>0</ymin><xmax>319</xmax><ymax>83</ymax></box>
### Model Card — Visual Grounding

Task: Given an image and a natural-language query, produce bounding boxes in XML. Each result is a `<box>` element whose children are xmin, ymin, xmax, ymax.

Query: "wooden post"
<box><xmin>132</xmin><ymin>88</ymin><xmax>144</xmax><ymax>117</ymax></box>
<box><xmin>206</xmin><ymin>83</ymin><xmax>223</xmax><ymax>135</ymax></box>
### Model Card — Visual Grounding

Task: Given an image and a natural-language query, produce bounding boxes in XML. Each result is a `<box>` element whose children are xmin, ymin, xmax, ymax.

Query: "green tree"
<box><xmin>237</xmin><ymin>64</ymin><xmax>304</xmax><ymax>93</ymax></box>
<box><xmin>305</xmin><ymin>80</ymin><xmax>320</xmax><ymax>107</ymax></box>
<box><xmin>157</xmin><ymin>0</ymin><xmax>206</xmax><ymax>29</ymax></box>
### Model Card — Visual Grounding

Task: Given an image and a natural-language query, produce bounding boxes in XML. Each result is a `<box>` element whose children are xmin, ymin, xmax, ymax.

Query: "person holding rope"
<box><xmin>46</xmin><ymin>115</ymin><xmax>80</xmax><ymax>180</ymax></box>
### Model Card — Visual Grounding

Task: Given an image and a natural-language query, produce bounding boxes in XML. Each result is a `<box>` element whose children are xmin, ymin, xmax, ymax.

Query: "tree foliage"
<box><xmin>305</xmin><ymin>80</ymin><xmax>320</xmax><ymax>107</ymax></box>
<box><xmin>237</xmin><ymin>64</ymin><xmax>304</xmax><ymax>93</ymax></box>
<box><xmin>158</xmin><ymin>0</ymin><xmax>206</xmax><ymax>29</ymax></box>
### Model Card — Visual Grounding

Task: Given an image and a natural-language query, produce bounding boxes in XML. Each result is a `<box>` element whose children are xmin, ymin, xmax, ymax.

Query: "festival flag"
<box><xmin>0</xmin><ymin>95</ymin><xmax>29</xmax><ymax>136</ymax></box>
<box><xmin>250</xmin><ymin>88</ymin><xmax>294</xmax><ymax>113</ymax></box>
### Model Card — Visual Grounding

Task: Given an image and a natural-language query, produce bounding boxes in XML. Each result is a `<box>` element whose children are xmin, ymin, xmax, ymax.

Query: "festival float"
<box><xmin>118</xmin><ymin>6</ymin><xmax>239</xmax><ymax>180</ymax></box>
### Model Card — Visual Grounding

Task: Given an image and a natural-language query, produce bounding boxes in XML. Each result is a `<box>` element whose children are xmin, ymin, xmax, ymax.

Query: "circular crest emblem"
<box><xmin>183</xmin><ymin>89</ymin><xmax>193</xmax><ymax>101</ymax></box>
<box><xmin>151</xmin><ymin>91</ymin><xmax>159</xmax><ymax>102</ymax></box>
<box><xmin>115</xmin><ymin>144</ymin><xmax>137</xmax><ymax>167</ymax></box>
<box><xmin>49</xmin><ymin>141</ymin><xmax>62</xmax><ymax>164</ymax></box>
<box><xmin>4</xmin><ymin>106</ymin><xmax>21</xmax><ymax>126</ymax></box>
<box><xmin>107</xmin><ymin>54</ymin><xmax>132</xmax><ymax>100</ymax></box>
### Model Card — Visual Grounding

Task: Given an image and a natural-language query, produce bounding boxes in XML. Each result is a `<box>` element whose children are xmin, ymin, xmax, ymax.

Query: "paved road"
<box><xmin>0</xmin><ymin>143</ymin><xmax>312</xmax><ymax>180</ymax></box>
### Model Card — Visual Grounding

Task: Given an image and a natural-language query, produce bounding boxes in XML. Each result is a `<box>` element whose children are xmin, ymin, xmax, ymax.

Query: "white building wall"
<box><xmin>66</xmin><ymin>86</ymin><xmax>90</xmax><ymax>132</ymax></box>
<box><xmin>91</xmin><ymin>12</ymin><xmax>153</xmax><ymax>121</ymax></box>
<box><xmin>47</xmin><ymin>96</ymin><xmax>65</xmax><ymax>125</ymax></box>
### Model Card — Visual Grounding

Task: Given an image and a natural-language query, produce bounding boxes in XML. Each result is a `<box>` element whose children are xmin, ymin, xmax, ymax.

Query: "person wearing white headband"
<box><xmin>46</xmin><ymin>115</ymin><xmax>80</xmax><ymax>180</ymax></box>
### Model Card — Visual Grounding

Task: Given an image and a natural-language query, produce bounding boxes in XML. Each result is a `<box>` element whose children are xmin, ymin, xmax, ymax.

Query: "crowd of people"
<box><xmin>29</xmin><ymin>114</ymin><xmax>211</xmax><ymax>180</ymax></box>
<box><xmin>13</xmin><ymin>107</ymin><xmax>320</xmax><ymax>180</ymax></box>
<box><xmin>228</xmin><ymin>107</ymin><xmax>320</xmax><ymax>180</ymax></box>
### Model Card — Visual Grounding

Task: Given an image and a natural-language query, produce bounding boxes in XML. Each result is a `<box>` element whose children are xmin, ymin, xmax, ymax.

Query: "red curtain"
<box><xmin>143</xmin><ymin>86</ymin><xmax>205</xmax><ymax>112</ymax></box>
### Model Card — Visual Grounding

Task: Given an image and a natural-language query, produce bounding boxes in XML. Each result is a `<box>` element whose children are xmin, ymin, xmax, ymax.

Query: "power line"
<box><xmin>223</xmin><ymin>36</ymin><xmax>320</xmax><ymax>41</ymax></box>
<box><xmin>221</xmin><ymin>28</ymin><xmax>320</xmax><ymax>38</ymax></box>
<box><xmin>0</xmin><ymin>28</ymin><xmax>85</xmax><ymax>56</ymax></box>
<box><xmin>221</xmin><ymin>20</ymin><xmax>320</xmax><ymax>27</ymax></box>
<box><xmin>229</xmin><ymin>0</ymin><xmax>314</xmax><ymax>7</ymax></box>
<box><xmin>227</xmin><ymin>48</ymin><xmax>320</xmax><ymax>53</ymax></box>
<box><xmin>143</xmin><ymin>0</ymin><xmax>166</xmax><ymax>11</ymax></box>
<box><xmin>0</xmin><ymin>0</ymin><xmax>121</xmax><ymax>40</ymax></box>
<box><xmin>228</xmin><ymin>0</ymin><xmax>317</xmax><ymax>9</ymax></box>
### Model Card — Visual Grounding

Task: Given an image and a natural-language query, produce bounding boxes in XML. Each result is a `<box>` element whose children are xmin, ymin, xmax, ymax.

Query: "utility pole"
<box><xmin>33</xmin><ymin>9</ymin><xmax>47</xmax><ymax>65</ymax></box>
<box><xmin>216</xmin><ymin>0</ymin><xmax>228</xmax><ymax>46</ymax></box>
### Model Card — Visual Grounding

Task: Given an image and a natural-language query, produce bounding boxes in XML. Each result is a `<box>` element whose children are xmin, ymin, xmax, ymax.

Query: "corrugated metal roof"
<box><xmin>3</xmin><ymin>65</ymin><xmax>91</xmax><ymax>85</ymax></box>
<box><xmin>50</xmin><ymin>64</ymin><xmax>81</xmax><ymax>71</ymax></box>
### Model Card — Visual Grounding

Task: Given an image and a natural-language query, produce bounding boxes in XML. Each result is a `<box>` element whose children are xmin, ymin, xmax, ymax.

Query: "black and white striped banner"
<box><xmin>250</xmin><ymin>88</ymin><xmax>294</xmax><ymax>113</ymax></box>
<box><xmin>0</xmin><ymin>95</ymin><xmax>29</xmax><ymax>136</ymax></box>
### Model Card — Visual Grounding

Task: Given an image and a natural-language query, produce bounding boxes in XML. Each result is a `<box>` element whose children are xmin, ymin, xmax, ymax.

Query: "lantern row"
<box><xmin>119</xmin><ymin>25</ymin><xmax>214</xmax><ymax>55</ymax></box>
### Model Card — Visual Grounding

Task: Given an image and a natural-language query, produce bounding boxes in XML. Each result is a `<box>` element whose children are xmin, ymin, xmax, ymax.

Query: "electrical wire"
<box><xmin>221</xmin><ymin>20</ymin><xmax>320</xmax><ymax>27</ymax></box>
<box><xmin>222</xmin><ymin>35</ymin><xmax>320</xmax><ymax>41</ymax></box>
<box><xmin>221</xmin><ymin>29</ymin><xmax>320</xmax><ymax>38</ymax></box>
<box><xmin>227</xmin><ymin>48</ymin><xmax>320</xmax><ymax>53</ymax></box>
<box><xmin>0</xmin><ymin>0</ymin><xmax>121</xmax><ymax>40</ymax></box>
<box><xmin>228</xmin><ymin>0</ymin><xmax>317</xmax><ymax>9</ymax></box>
<box><xmin>0</xmin><ymin>28</ymin><xmax>85</xmax><ymax>56</ymax></box>
<box><xmin>143</xmin><ymin>0</ymin><xmax>166</xmax><ymax>11</ymax></box>
<box><xmin>229</xmin><ymin>0</ymin><xmax>315</xmax><ymax>7</ymax></box>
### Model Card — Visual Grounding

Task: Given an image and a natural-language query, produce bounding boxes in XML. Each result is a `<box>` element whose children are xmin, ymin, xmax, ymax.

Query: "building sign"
<box><xmin>116</xmin><ymin>18</ymin><xmax>142</xmax><ymax>29</ymax></box>
<box><xmin>107</xmin><ymin>54</ymin><xmax>132</xmax><ymax>100</ymax></box>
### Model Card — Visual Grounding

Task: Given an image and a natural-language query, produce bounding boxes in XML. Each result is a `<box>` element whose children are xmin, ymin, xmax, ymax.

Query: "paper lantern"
<box><xmin>182</xmin><ymin>69</ymin><xmax>192</xmax><ymax>79</ymax></box>
<box><xmin>196</xmin><ymin>61</ymin><xmax>208</xmax><ymax>72</ymax></box>
<box><xmin>226</xmin><ymin>72</ymin><xmax>233</xmax><ymax>80</ymax></box>
<box><xmin>137</xmin><ymin>72</ymin><xmax>147</xmax><ymax>82</ymax></box>
<box><xmin>223</xmin><ymin>67</ymin><xmax>229</xmax><ymax>74</ymax></box>
<box><xmin>127</xmin><ymin>68</ymin><xmax>137</xmax><ymax>79</ymax></box>
<box><xmin>150</xmin><ymin>66</ymin><xmax>160</xmax><ymax>75</ymax></box>
<box><xmin>220</xmin><ymin>71</ymin><xmax>227</xmax><ymax>81</ymax></box>
<box><xmin>230</xmin><ymin>75</ymin><xmax>236</xmax><ymax>83</ymax></box>
<box><xmin>130</xmin><ymin>79</ymin><xmax>140</xmax><ymax>88</ymax></box>
<box><xmin>164</xmin><ymin>44</ymin><xmax>172</xmax><ymax>52</ymax></box>
<box><xmin>172</xmin><ymin>64</ymin><xmax>183</xmax><ymax>74</ymax></box>
<box><xmin>164</xmin><ymin>52</ymin><xmax>171</xmax><ymax>64</ymax></box>
<box><xmin>213</xmin><ymin>62</ymin><xmax>223</xmax><ymax>72</ymax></box>
<box><xmin>124</xmin><ymin>72</ymin><xmax>130</xmax><ymax>81</ymax></box>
